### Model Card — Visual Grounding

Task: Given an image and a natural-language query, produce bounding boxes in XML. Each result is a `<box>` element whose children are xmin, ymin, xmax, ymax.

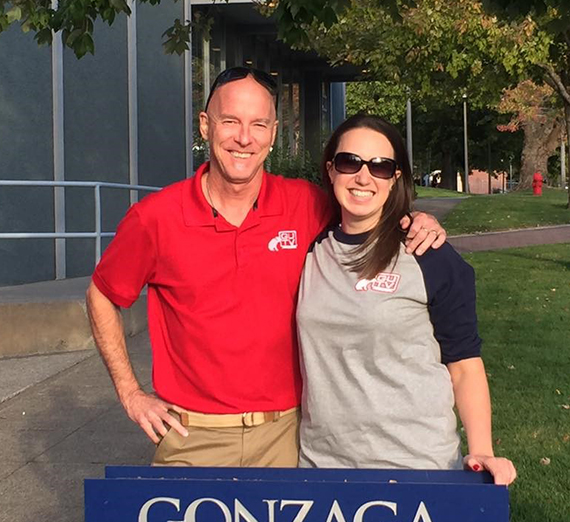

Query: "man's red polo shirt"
<box><xmin>92</xmin><ymin>163</ymin><xmax>331</xmax><ymax>413</ymax></box>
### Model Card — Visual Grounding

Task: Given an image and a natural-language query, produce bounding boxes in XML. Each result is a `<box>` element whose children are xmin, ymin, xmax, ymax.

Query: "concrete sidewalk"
<box><xmin>414</xmin><ymin>197</ymin><xmax>570</xmax><ymax>253</ymax></box>
<box><xmin>0</xmin><ymin>331</ymin><xmax>155</xmax><ymax>522</ymax></box>
<box><xmin>413</xmin><ymin>197</ymin><xmax>467</xmax><ymax>222</ymax></box>
<box><xmin>448</xmin><ymin>224</ymin><xmax>570</xmax><ymax>253</ymax></box>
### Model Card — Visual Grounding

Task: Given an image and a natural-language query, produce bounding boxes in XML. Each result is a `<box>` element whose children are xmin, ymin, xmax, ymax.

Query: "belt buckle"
<box><xmin>242</xmin><ymin>412</ymin><xmax>255</xmax><ymax>427</ymax></box>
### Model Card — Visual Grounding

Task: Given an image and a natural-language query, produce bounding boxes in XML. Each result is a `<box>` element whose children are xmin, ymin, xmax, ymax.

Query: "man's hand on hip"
<box><xmin>401</xmin><ymin>211</ymin><xmax>446</xmax><ymax>255</ymax></box>
<box><xmin>123</xmin><ymin>389</ymin><xmax>189</xmax><ymax>444</ymax></box>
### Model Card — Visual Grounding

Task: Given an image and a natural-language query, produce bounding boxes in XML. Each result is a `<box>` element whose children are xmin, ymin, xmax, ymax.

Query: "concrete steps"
<box><xmin>0</xmin><ymin>277</ymin><xmax>147</xmax><ymax>358</ymax></box>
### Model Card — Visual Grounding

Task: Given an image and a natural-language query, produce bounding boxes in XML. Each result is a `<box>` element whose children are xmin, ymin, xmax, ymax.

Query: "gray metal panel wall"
<box><xmin>0</xmin><ymin>25</ymin><xmax>55</xmax><ymax>285</ymax></box>
<box><xmin>303</xmin><ymin>71</ymin><xmax>322</xmax><ymax>163</ymax></box>
<box><xmin>330</xmin><ymin>82</ymin><xmax>346</xmax><ymax>131</ymax></box>
<box><xmin>137</xmin><ymin>2</ymin><xmax>186</xmax><ymax>187</ymax></box>
<box><xmin>63</xmin><ymin>19</ymin><xmax>130</xmax><ymax>278</ymax></box>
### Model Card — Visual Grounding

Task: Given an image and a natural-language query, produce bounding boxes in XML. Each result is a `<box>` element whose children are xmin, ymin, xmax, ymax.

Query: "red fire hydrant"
<box><xmin>532</xmin><ymin>172</ymin><xmax>543</xmax><ymax>196</ymax></box>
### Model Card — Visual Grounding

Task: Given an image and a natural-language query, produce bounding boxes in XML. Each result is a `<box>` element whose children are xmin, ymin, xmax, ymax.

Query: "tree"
<box><xmin>483</xmin><ymin>0</ymin><xmax>570</xmax><ymax>205</ymax></box>
<box><xmin>345</xmin><ymin>80</ymin><xmax>523</xmax><ymax>190</ymax></box>
<box><xmin>409</xmin><ymin>105</ymin><xmax>523</xmax><ymax>190</ymax></box>
<box><xmin>497</xmin><ymin>80</ymin><xmax>564</xmax><ymax>189</ymax></box>
<box><xmin>299</xmin><ymin>0</ymin><xmax>547</xmax><ymax>189</ymax></box>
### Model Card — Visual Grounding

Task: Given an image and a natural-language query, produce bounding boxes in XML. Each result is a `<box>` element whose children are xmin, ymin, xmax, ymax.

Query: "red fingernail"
<box><xmin>472</xmin><ymin>464</ymin><xmax>480</xmax><ymax>471</ymax></box>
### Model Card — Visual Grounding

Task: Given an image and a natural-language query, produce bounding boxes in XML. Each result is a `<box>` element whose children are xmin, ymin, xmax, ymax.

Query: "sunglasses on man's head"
<box><xmin>205</xmin><ymin>67</ymin><xmax>278</xmax><ymax>111</ymax></box>
<box><xmin>333</xmin><ymin>152</ymin><xmax>398</xmax><ymax>180</ymax></box>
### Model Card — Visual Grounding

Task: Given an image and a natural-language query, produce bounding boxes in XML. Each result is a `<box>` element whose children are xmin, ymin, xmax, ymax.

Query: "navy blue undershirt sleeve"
<box><xmin>415</xmin><ymin>242</ymin><xmax>482</xmax><ymax>363</ymax></box>
<box><xmin>308</xmin><ymin>225</ymin><xmax>335</xmax><ymax>253</ymax></box>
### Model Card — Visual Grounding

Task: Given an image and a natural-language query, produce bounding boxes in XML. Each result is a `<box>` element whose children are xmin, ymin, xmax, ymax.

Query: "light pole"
<box><xmin>462</xmin><ymin>93</ymin><xmax>469</xmax><ymax>194</ymax></box>
<box><xmin>561</xmin><ymin>135</ymin><xmax>566</xmax><ymax>188</ymax></box>
<box><xmin>406</xmin><ymin>93</ymin><xmax>413</xmax><ymax>173</ymax></box>
<box><xmin>509</xmin><ymin>155</ymin><xmax>513</xmax><ymax>192</ymax></box>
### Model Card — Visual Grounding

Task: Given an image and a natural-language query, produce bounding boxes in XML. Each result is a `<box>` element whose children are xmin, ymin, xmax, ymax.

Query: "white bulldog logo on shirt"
<box><xmin>268</xmin><ymin>230</ymin><xmax>298</xmax><ymax>251</ymax></box>
<box><xmin>355</xmin><ymin>273</ymin><xmax>401</xmax><ymax>293</ymax></box>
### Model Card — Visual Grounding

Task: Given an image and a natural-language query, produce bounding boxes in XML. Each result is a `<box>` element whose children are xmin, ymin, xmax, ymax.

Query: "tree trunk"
<box><xmin>439</xmin><ymin>145</ymin><xmax>457</xmax><ymax>191</ymax></box>
<box><xmin>517</xmin><ymin>117</ymin><xmax>562</xmax><ymax>190</ymax></box>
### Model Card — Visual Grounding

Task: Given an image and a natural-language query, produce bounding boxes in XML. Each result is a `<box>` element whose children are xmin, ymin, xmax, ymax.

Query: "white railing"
<box><xmin>0</xmin><ymin>180</ymin><xmax>161</xmax><ymax>278</ymax></box>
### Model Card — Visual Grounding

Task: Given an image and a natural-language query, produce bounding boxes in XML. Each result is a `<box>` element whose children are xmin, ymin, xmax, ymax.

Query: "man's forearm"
<box><xmin>86</xmin><ymin>282</ymin><xmax>142</xmax><ymax>404</ymax></box>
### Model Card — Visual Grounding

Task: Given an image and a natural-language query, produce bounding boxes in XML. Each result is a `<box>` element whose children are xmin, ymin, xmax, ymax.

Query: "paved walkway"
<box><xmin>0</xmin><ymin>197</ymin><xmax>569</xmax><ymax>521</ymax></box>
<box><xmin>0</xmin><ymin>332</ymin><xmax>154</xmax><ymax>522</ymax></box>
<box><xmin>414</xmin><ymin>197</ymin><xmax>570</xmax><ymax>253</ymax></box>
<box><xmin>413</xmin><ymin>197</ymin><xmax>467</xmax><ymax>222</ymax></box>
<box><xmin>449</xmin><ymin>224</ymin><xmax>570</xmax><ymax>253</ymax></box>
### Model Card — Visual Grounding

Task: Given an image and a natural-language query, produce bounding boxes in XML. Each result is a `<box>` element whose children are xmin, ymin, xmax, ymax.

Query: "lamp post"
<box><xmin>406</xmin><ymin>93</ymin><xmax>413</xmax><ymax>173</ymax></box>
<box><xmin>462</xmin><ymin>93</ymin><xmax>469</xmax><ymax>194</ymax></box>
<box><xmin>509</xmin><ymin>155</ymin><xmax>513</xmax><ymax>192</ymax></box>
<box><xmin>561</xmin><ymin>135</ymin><xmax>566</xmax><ymax>188</ymax></box>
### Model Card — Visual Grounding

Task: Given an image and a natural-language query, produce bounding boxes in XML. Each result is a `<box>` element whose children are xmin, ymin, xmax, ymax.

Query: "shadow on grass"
<box><xmin>500</xmin><ymin>250</ymin><xmax>570</xmax><ymax>271</ymax></box>
<box><xmin>510</xmin><ymin>498</ymin><xmax>550</xmax><ymax>522</ymax></box>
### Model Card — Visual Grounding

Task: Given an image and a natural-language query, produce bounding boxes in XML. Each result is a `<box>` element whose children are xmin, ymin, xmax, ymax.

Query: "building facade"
<box><xmin>0</xmin><ymin>0</ymin><xmax>351</xmax><ymax>286</ymax></box>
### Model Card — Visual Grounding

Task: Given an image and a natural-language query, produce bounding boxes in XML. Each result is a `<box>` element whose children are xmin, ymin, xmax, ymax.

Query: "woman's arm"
<box><xmin>447</xmin><ymin>357</ymin><xmax>517</xmax><ymax>485</ymax></box>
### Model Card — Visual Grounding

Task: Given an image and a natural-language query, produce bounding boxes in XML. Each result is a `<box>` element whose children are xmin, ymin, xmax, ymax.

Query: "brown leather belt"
<box><xmin>179</xmin><ymin>406</ymin><xmax>299</xmax><ymax>428</ymax></box>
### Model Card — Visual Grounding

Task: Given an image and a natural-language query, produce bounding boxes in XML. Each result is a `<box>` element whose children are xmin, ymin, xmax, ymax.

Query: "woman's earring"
<box><xmin>270</xmin><ymin>146</ymin><xmax>274</xmax><ymax>152</ymax></box>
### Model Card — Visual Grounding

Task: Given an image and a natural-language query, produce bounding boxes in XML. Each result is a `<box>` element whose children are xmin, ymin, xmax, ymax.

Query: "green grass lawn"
<box><xmin>444</xmin><ymin>189</ymin><xmax>570</xmax><ymax>235</ymax></box>
<box><xmin>465</xmin><ymin>243</ymin><xmax>570</xmax><ymax>521</ymax></box>
<box><xmin>414</xmin><ymin>186</ymin><xmax>466</xmax><ymax>198</ymax></box>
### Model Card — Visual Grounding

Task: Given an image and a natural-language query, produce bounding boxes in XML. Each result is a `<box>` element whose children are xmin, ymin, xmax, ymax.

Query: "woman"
<box><xmin>296</xmin><ymin>114</ymin><xmax>516</xmax><ymax>485</ymax></box>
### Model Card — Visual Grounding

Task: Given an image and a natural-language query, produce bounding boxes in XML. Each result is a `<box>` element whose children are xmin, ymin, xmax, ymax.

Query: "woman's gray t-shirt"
<box><xmin>296</xmin><ymin>226</ymin><xmax>481</xmax><ymax>470</ymax></box>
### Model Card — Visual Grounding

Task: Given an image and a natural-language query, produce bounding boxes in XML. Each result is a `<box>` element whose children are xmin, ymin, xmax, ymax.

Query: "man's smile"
<box><xmin>229</xmin><ymin>151</ymin><xmax>253</xmax><ymax>159</ymax></box>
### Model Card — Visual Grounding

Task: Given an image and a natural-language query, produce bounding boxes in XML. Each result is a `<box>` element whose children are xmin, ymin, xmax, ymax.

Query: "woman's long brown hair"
<box><xmin>321</xmin><ymin>114</ymin><xmax>414</xmax><ymax>279</ymax></box>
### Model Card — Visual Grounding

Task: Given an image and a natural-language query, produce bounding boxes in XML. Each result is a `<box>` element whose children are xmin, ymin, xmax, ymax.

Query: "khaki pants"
<box><xmin>152</xmin><ymin>409</ymin><xmax>300</xmax><ymax>467</ymax></box>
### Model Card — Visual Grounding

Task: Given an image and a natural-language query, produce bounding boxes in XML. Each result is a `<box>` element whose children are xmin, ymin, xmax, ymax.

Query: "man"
<box><xmin>86</xmin><ymin>67</ymin><xmax>445</xmax><ymax>467</ymax></box>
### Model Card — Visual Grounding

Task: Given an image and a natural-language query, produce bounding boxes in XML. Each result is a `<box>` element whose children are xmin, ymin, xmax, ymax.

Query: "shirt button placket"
<box><xmin>235</xmin><ymin>230</ymin><xmax>241</xmax><ymax>268</ymax></box>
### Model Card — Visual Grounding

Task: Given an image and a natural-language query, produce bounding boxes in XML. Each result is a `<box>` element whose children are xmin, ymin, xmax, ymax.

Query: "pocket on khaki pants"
<box><xmin>152</xmin><ymin>411</ymin><xmax>181</xmax><ymax>466</ymax></box>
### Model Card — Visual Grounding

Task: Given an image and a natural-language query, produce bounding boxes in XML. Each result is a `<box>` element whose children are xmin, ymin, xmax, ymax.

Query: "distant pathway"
<box><xmin>413</xmin><ymin>197</ymin><xmax>466</xmax><ymax>222</ymax></box>
<box><xmin>448</xmin><ymin>225</ymin><xmax>570</xmax><ymax>253</ymax></box>
<box><xmin>414</xmin><ymin>197</ymin><xmax>570</xmax><ymax>253</ymax></box>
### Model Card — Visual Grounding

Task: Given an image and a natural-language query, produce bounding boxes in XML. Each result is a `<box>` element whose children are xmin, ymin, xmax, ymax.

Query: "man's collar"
<box><xmin>182</xmin><ymin>162</ymin><xmax>284</xmax><ymax>227</ymax></box>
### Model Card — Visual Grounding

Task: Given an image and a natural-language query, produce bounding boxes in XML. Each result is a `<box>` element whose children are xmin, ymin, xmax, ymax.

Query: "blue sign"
<box><xmin>85</xmin><ymin>467</ymin><xmax>508</xmax><ymax>522</ymax></box>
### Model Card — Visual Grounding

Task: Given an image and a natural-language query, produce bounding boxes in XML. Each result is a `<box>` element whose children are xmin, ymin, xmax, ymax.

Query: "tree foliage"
<box><xmin>0</xmin><ymin>0</ymin><xmax>138</xmax><ymax>58</ymax></box>
<box><xmin>345</xmin><ymin>81</ymin><xmax>408</xmax><ymax>122</ymax></box>
<box><xmin>498</xmin><ymin>81</ymin><xmax>561</xmax><ymax>129</ymax></box>
<box><xmin>481</xmin><ymin>0</ymin><xmax>570</xmax><ymax>110</ymax></box>
<box><xmin>345</xmin><ymin>79</ymin><xmax>522</xmax><ymax>191</ymax></box>
<box><xmin>0</xmin><ymin>0</ymin><xmax>236</xmax><ymax>58</ymax></box>
<box><xmin>299</xmin><ymin>0</ymin><xmax>544</xmax><ymax>188</ymax></box>
<box><xmin>0</xmin><ymin>0</ymin><xmax>385</xmax><ymax>58</ymax></box>
<box><xmin>305</xmin><ymin>0</ymin><xmax>549</xmax><ymax>107</ymax></box>
<box><xmin>261</xmin><ymin>0</ymin><xmax>417</xmax><ymax>47</ymax></box>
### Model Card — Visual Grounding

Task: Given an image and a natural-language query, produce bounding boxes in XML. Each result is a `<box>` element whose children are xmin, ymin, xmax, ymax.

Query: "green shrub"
<box><xmin>266</xmin><ymin>146</ymin><xmax>321</xmax><ymax>186</ymax></box>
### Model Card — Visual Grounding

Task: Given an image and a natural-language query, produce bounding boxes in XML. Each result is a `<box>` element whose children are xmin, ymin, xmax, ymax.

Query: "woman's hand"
<box><xmin>464</xmin><ymin>454</ymin><xmax>517</xmax><ymax>485</ymax></box>
<box><xmin>400</xmin><ymin>212</ymin><xmax>446</xmax><ymax>255</ymax></box>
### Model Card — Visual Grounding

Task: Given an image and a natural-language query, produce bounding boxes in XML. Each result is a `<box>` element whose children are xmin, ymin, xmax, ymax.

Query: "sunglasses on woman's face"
<box><xmin>333</xmin><ymin>152</ymin><xmax>398</xmax><ymax>180</ymax></box>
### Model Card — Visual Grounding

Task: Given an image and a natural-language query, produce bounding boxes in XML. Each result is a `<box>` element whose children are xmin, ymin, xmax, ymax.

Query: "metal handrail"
<box><xmin>0</xmin><ymin>180</ymin><xmax>161</xmax><ymax>275</ymax></box>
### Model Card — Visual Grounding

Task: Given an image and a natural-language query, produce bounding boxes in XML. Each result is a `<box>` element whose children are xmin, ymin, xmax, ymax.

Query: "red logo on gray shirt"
<box><xmin>355</xmin><ymin>273</ymin><xmax>401</xmax><ymax>293</ymax></box>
